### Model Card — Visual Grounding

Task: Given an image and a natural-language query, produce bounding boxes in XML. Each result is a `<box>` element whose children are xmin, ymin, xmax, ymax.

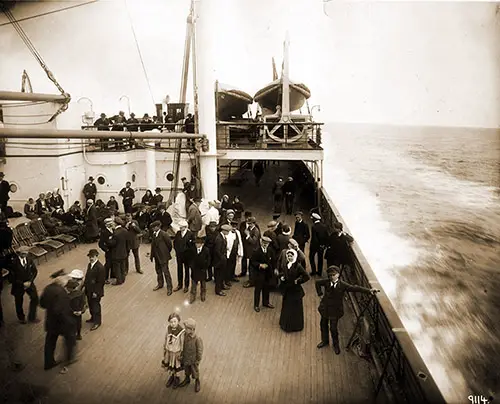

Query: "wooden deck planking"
<box><xmin>0</xmin><ymin>161</ymin><xmax>376</xmax><ymax>404</ymax></box>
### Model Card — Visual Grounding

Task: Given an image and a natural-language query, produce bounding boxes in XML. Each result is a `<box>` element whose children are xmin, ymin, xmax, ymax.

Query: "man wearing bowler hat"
<box><xmin>315</xmin><ymin>266</ymin><xmax>379</xmax><ymax>354</ymax></box>
<box><xmin>213</xmin><ymin>224</ymin><xmax>231</xmax><ymax>296</ymax></box>
<box><xmin>150</xmin><ymin>220</ymin><xmax>173</xmax><ymax>294</ymax></box>
<box><xmin>10</xmin><ymin>246</ymin><xmax>40</xmax><ymax>324</ymax></box>
<box><xmin>83</xmin><ymin>249</ymin><xmax>106</xmax><ymax>331</ymax></box>
<box><xmin>83</xmin><ymin>176</ymin><xmax>97</xmax><ymax>202</ymax></box>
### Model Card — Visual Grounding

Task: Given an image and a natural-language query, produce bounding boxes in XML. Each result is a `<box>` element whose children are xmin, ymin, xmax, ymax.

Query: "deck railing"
<box><xmin>81</xmin><ymin>124</ymin><xmax>197</xmax><ymax>151</ymax></box>
<box><xmin>317</xmin><ymin>184</ymin><xmax>446</xmax><ymax>403</ymax></box>
<box><xmin>216</xmin><ymin>121</ymin><xmax>323</xmax><ymax>150</ymax></box>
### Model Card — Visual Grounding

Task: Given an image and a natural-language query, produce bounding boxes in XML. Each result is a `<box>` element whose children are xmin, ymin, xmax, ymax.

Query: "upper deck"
<box><xmin>78</xmin><ymin>119</ymin><xmax>324</xmax><ymax>161</ymax></box>
<box><xmin>0</xmin><ymin>163</ymin><xmax>376</xmax><ymax>404</ymax></box>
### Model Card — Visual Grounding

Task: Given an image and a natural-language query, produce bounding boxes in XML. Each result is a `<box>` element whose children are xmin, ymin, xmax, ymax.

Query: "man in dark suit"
<box><xmin>0</xmin><ymin>172</ymin><xmax>10</xmax><ymax>214</ymax></box>
<box><xmin>40</xmin><ymin>270</ymin><xmax>76</xmax><ymax>370</ymax></box>
<box><xmin>315</xmin><ymin>266</ymin><xmax>379</xmax><ymax>354</ymax></box>
<box><xmin>293</xmin><ymin>211</ymin><xmax>310</xmax><ymax>253</ymax></box>
<box><xmin>125</xmin><ymin>213</ymin><xmax>143</xmax><ymax>274</ymax></box>
<box><xmin>187</xmin><ymin>198</ymin><xmax>203</xmax><ymax>237</ymax></box>
<box><xmin>282</xmin><ymin>176</ymin><xmax>296</xmax><ymax>215</ymax></box>
<box><xmin>203</xmin><ymin>221</ymin><xmax>218</xmax><ymax>282</ymax></box>
<box><xmin>238</xmin><ymin>216</ymin><xmax>260</xmax><ymax>279</ymax></box>
<box><xmin>309</xmin><ymin>213</ymin><xmax>329</xmax><ymax>277</ymax></box>
<box><xmin>119</xmin><ymin>181</ymin><xmax>135</xmax><ymax>214</ymax></box>
<box><xmin>10</xmin><ymin>246</ymin><xmax>40</xmax><ymax>324</ymax></box>
<box><xmin>213</xmin><ymin>224</ymin><xmax>231</xmax><ymax>296</ymax></box>
<box><xmin>108</xmin><ymin>217</ymin><xmax>129</xmax><ymax>285</ymax></box>
<box><xmin>150</xmin><ymin>220</ymin><xmax>173</xmax><ymax>294</ymax></box>
<box><xmin>83</xmin><ymin>249</ymin><xmax>106</xmax><ymax>331</ymax></box>
<box><xmin>324</xmin><ymin>222</ymin><xmax>354</xmax><ymax>269</ymax></box>
<box><xmin>153</xmin><ymin>203</ymin><xmax>173</xmax><ymax>232</ymax></box>
<box><xmin>152</xmin><ymin>188</ymin><xmax>163</xmax><ymax>207</ymax></box>
<box><xmin>84</xmin><ymin>199</ymin><xmax>99</xmax><ymax>242</ymax></box>
<box><xmin>250</xmin><ymin>236</ymin><xmax>276</xmax><ymax>312</ymax></box>
<box><xmin>173</xmin><ymin>219</ymin><xmax>195</xmax><ymax>293</ymax></box>
<box><xmin>83</xmin><ymin>176</ymin><xmax>97</xmax><ymax>202</ymax></box>
<box><xmin>189</xmin><ymin>236</ymin><xmax>211</xmax><ymax>303</ymax></box>
<box><xmin>98</xmin><ymin>218</ymin><xmax>115</xmax><ymax>283</ymax></box>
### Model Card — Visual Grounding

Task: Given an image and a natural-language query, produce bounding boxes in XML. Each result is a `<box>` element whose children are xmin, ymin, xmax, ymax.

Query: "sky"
<box><xmin>0</xmin><ymin>0</ymin><xmax>499</xmax><ymax>128</ymax></box>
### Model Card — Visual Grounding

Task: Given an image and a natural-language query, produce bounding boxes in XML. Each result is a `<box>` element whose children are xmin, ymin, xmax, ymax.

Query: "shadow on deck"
<box><xmin>0</xmin><ymin>161</ymin><xmax>377</xmax><ymax>404</ymax></box>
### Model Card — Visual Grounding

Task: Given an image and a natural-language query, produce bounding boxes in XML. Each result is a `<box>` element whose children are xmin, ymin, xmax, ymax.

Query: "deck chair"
<box><xmin>22</xmin><ymin>220</ymin><xmax>65</xmax><ymax>256</ymax></box>
<box><xmin>12</xmin><ymin>225</ymin><xmax>48</xmax><ymax>262</ymax></box>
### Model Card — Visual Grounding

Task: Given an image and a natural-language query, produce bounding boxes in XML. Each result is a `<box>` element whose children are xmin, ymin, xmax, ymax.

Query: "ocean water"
<box><xmin>322</xmin><ymin>123</ymin><xmax>500</xmax><ymax>403</ymax></box>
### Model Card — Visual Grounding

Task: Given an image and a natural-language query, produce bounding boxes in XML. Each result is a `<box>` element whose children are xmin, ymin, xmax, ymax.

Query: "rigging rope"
<box><xmin>124</xmin><ymin>0</ymin><xmax>155</xmax><ymax>108</ymax></box>
<box><xmin>1</xmin><ymin>5</ymin><xmax>71</xmax><ymax>122</ymax></box>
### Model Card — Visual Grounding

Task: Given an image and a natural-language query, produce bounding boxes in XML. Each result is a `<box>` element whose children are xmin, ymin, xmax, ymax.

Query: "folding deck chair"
<box><xmin>19</xmin><ymin>221</ymin><xmax>65</xmax><ymax>256</ymax></box>
<box><xmin>11</xmin><ymin>226</ymin><xmax>48</xmax><ymax>262</ymax></box>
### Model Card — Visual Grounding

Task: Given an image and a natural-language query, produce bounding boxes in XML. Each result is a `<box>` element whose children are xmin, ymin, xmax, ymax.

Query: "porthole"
<box><xmin>166</xmin><ymin>172</ymin><xmax>174</xmax><ymax>182</ymax></box>
<box><xmin>9</xmin><ymin>183</ymin><xmax>18</xmax><ymax>193</ymax></box>
<box><xmin>131</xmin><ymin>174</ymin><xmax>136</xmax><ymax>182</ymax></box>
<box><xmin>97</xmin><ymin>176</ymin><xmax>106</xmax><ymax>185</ymax></box>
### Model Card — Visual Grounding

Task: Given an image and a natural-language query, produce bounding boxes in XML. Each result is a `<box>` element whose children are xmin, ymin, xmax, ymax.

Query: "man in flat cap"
<box><xmin>82</xmin><ymin>176</ymin><xmax>97</xmax><ymax>202</ymax></box>
<box><xmin>249</xmin><ymin>235</ymin><xmax>276</xmax><ymax>312</ymax></box>
<box><xmin>173</xmin><ymin>219</ymin><xmax>195</xmax><ymax>293</ymax></box>
<box><xmin>150</xmin><ymin>220</ymin><xmax>173</xmax><ymax>294</ymax></box>
<box><xmin>83</xmin><ymin>249</ymin><xmax>106</xmax><ymax>331</ymax></box>
<box><xmin>10</xmin><ymin>246</ymin><xmax>39</xmax><ymax>324</ymax></box>
<box><xmin>213</xmin><ymin>224</ymin><xmax>231</xmax><ymax>296</ymax></box>
<box><xmin>203</xmin><ymin>221</ymin><xmax>219</xmax><ymax>282</ymax></box>
<box><xmin>238</xmin><ymin>216</ymin><xmax>260</xmax><ymax>281</ymax></box>
<box><xmin>316</xmin><ymin>266</ymin><xmax>379</xmax><ymax>354</ymax></box>
<box><xmin>309</xmin><ymin>212</ymin><xmax>329</xmax><ymax>277</ymax></box>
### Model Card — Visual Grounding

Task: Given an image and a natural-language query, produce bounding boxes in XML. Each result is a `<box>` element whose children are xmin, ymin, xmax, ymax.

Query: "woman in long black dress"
<box><xmin>279</xmin><ymin>249</ymin><xmax>310</xmax><ymax>332</ymax></box>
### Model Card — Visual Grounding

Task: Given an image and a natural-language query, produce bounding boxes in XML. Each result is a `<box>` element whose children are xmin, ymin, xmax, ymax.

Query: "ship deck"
<box><xmin>0</xmin><ymin>162</ymin><xmax>377</xmax><ymax>404</ymax></box>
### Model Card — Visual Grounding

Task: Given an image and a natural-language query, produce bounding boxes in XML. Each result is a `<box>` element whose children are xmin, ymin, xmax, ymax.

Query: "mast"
<box><xmin>193</xmin><ymin>0</ymin><xmax>218</xmax><ymax>201</ymax></box>
<box><xmin>281</xmin><ymin>31</ymin><xmax>291</xmax><ymax>140</ymax></box>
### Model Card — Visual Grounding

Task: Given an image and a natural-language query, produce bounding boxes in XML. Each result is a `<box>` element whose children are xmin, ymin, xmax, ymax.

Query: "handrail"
<box><xmin>317</xmin><ymin>184</ymin><xmax>446</xmax><ymax>404</ymax></box>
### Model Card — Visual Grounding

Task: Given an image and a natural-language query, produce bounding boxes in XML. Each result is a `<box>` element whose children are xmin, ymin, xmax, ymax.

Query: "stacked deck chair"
<box><xmin>12</xmin><ymin>223</ymin><xmax>48</xmax><ymax>262</ymax></box>
<box><xmin>23</xmin><ymin>220</ymin><xmax>65</xmax><ymax>256</ymax></box>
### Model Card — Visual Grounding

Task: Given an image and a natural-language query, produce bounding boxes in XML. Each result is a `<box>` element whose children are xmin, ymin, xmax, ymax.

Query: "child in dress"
<box><xmin>162</xmin><ymin>312</ymin><xmax>185</xmax><ymax>388</ymax></box>
<box><xmin>178</xmin><ymin>318</ymin><xmax>203</xmax><ymax>392</ymax></box>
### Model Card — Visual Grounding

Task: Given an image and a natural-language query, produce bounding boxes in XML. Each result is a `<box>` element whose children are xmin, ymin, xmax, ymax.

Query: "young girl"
<box><xmin>162</xmin><ymin>312</ymin><xmax>185</xmax><ymax>388</ymax></box>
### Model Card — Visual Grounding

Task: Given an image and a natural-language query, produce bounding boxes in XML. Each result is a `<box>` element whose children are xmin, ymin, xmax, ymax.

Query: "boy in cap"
<box><xmin>67</xmin><ymin>270</ymin><xmax>86</xmax><ymax>340</ymax></box>
<box><xmin>189</xmin><ymin>237</ymin><xmax>210</xmax><ymax>303</ymax></box>
<box><xmin>10</xmin><ymin>246</ymin><xmax>39</xmax><ymax>324</ymax></box>
<box><xmin>178</xmin><ymin>318</ymin><xmax>203</xmax><ymax>392</ymax></box>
